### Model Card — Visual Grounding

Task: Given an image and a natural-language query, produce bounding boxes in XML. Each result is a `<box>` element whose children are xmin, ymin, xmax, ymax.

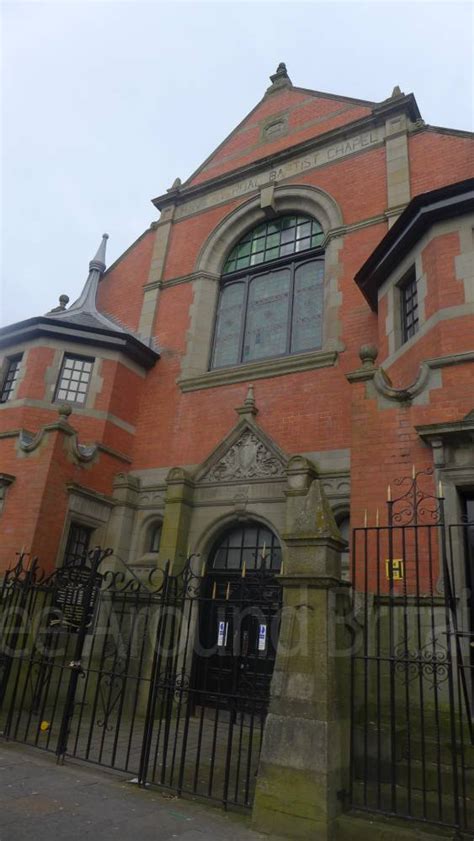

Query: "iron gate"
<box><xmin>349</xmin><ymin>469</ymin><xmax>473</xmax><ymax>834</ymax></box>
<box><xmin>0</xmin><ymin>549</ymin><xmax>281</xmax><ymax>809</ymax></box>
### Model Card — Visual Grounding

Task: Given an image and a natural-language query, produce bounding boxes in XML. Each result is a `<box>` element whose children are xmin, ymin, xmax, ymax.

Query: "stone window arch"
<box><xmin>211</xmin><ymin>214</ymin><xmax>325</xmax><ymax>369</ymax></box>
<box><xmin>178</xmin><ymin>185</ymin><xmax>344</xmax><ymax>388</ymax></box>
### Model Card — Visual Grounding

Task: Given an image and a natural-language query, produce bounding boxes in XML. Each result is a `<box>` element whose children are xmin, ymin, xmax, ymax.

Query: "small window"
<box><xmin>54</xmin><ymin>354</ymin><xmax>94</xmax><ymax>405</ymax></box>
<box><xmin>400</xmin><ymin>268</ymin><xmax>419</xmax><ymax>343</ymax></box>
<box><xmin>148</xmin><ymin>523</ymin><xmax>162</xmax><ymax>553</ymax></box>
<box><xmin>0</xmin><ymin>354</ymin><xmax>22</xmax><ymax>403</ymax></box>
<box><xmin>337</xmin><ymin>516</ymin><xmax>351</xmax><ymax>581</ymax></box>
<box><xmin>63</xmin><ymin>522</ymin><xmax>93</xmax><ymax>567</ymax></box>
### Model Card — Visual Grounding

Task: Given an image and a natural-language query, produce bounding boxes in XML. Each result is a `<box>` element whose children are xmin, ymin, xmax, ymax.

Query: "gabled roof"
<box><xmin>153</xmin><ymin>65</ymin><xmax>421</xmax><ymax>211</ymax></box>
<box><xmin>0</xmin><ymin>235</ymin><xmax>159</xmax><ymax>369</ymax></box>
<box><xmin>355</xmin><ymin>178</ymin><xmax>474</xmax><ymax>310</ymax></box>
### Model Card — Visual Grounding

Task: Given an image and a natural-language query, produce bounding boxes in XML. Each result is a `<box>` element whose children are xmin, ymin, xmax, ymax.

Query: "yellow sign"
<box><xmin>385</xmin><ymin>559</ymin><xmax>404</xmax><ymax>580</ymax></box>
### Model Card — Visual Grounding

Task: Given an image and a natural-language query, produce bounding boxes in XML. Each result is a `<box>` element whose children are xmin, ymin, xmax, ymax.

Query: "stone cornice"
<box><xmin>178</xmin><ymin>349</ymin><xmax>338</xmax><ymax>392</ymax></box>
<box><xmin>66</xmin><ymin>482</ymin><xmax>117</xmax><ymax>507</ymax></box>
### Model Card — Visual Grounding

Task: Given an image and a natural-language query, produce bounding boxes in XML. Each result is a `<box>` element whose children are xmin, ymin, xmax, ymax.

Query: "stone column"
<box><xmin>252</xmin><ymin>456</ymin><xmax>350</xmax><ymax>840</ymax></box>
<box><xmin>106</xmin><ymin>472</ymin><xmax>140</xmax><ymax>568</ymax></box>
<box><xmin>159</xmin><ymin>467</ymin><xmax>194</xmax><ymax>573</ymax></box>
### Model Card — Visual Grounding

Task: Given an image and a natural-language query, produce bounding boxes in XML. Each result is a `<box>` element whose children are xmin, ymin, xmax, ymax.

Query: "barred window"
<box><xmin>63</xmin><ymin>522</ymin><xmax>93</xmax><ymax>567</ymax></box>
<box><xmin>212</xmin><ymin>215</ymin><xmax>324</xmax><ymax>369</ymax></box>
<box><xmin>400</xmin><ymin>269</ymin><xmax>419</xmax><ymax>343</ymax></box>
<box><xmin>54</xmin><ymin>354</ymin><xmax>94</xmax><ymax>405</ymax></box>
<box><xmin>211</xmin><ymin>523</ymin><xmax>281</xmax><ymax>572</ymax></box>
<box><xmin>0</xmin><ymin>354</ymin><xmax>22</xmax><ymax>403</ymax></box>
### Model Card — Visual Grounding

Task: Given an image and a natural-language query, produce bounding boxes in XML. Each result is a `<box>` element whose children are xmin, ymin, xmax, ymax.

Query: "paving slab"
<box><xmin>0</xmin><ymin>742</ymin><xmax>283</xmax><ymax>841</ymax></box>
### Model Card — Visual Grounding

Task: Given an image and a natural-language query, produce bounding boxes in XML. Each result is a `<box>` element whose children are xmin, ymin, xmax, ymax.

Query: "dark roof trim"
<box><xmin>355</xmin><ymin>178</ymin><xmax>474</xmax><ymax>310</ymax></box>
<box><xmin>0</xmin><ymin>317</ymin><xmax>159</xmax><ymax>370</ymax></box>
<box><xmin>153</xmin><ymin>94</ymin><xmax>420</xmax><ymax>212</ymax></box>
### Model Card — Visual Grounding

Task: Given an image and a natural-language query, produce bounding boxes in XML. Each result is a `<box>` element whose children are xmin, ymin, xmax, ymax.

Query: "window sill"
<box><xmin>178</xmin><ymin>348</ymin><xmax>338</xmax><ymax>392</ymax></box>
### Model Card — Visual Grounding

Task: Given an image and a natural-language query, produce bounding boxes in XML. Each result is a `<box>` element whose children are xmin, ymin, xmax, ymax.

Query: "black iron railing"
<box><xmin>349</xmin><ymin>469</ymin><xmax>473</xmax><ymax>834</ymax></box>
<box><xmin>0</xmin><ymin>548</ymin><xmax>281</xmax><ymax>810</ymax></box>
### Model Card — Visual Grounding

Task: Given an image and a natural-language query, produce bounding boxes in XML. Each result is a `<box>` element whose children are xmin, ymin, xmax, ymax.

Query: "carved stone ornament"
<box><xmin>204</xmin><ymin>429</ymin><xmax>285</xmax><ymax>482</ymax></box>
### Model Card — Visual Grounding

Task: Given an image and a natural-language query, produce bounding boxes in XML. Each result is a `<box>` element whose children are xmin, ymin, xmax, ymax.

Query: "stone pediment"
<box><xmin>196</xmin><ymin>421</ymin><xmax>287</xmax><ymax>484</ymax></box>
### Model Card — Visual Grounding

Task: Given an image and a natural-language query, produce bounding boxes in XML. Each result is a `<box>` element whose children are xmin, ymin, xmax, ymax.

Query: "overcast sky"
<box><xmin>1</xmin><ymin>1</ymin><xmax>473</xmax><ymax>327</ymax></box>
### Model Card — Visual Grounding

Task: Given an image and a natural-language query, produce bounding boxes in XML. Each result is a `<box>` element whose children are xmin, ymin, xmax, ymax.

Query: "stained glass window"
<box><xmin>223</xmin><ymin>215</ymin><xmax>324</xmax><ymax>274</ymax></box>
<box><xmin>212</xmin><ymin>215</ymin><xmax>324</xmax><ymax>369</ymax></box>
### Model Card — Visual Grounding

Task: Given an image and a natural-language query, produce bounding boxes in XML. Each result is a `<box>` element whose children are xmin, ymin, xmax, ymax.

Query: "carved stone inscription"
<box><xmin>204</xmin><ymin>430</ymin><xmax>285</xmax><ymax>482</ymax></box>
<box><xmin>174</xmin><ymin>128</ymin><xmax>384</xmax><ymax>220</ymax></box>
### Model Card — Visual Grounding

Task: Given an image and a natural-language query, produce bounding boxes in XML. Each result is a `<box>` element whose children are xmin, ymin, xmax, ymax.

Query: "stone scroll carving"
<box><xmin>204</xmin><ymin>430</ymin><xmax>285</xmax><ymax>482</ymax></box>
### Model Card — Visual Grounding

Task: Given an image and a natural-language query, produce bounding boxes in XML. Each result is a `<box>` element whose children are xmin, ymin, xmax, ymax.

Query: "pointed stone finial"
<box><xmin>244</xmin><ymin>383</ymin><xmax>255</xmax><ymax>408</ymax></box>
<box><xmin>266</xmin><ymin>62</ymin><xmax>292</xmax><ymax>95</ymax></box>
<box><xmin>390</xmin><ymin>85</ymin><xmax>404</xmax><ymax>98</ymax></box>
<box><xmin>236</xmin><ymin>383</ymin><xmax>258</xmax><ymax>420</ymax></box>
<box><xmin>89</xmin><ymin>233</ymin><xmax>109</xmax><ymax>274</ymax></box>
<box><xmin>167</xmin><ymin>177</ymin><xmax>182</xmax><ymax>193</ymax></box>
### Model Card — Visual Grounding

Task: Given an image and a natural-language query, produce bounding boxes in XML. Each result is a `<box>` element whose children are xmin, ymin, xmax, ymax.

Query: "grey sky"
<box><xmin>1</xmin><ymin>1</ymin><xmax>473</xmax><ymax>327</ymax></box>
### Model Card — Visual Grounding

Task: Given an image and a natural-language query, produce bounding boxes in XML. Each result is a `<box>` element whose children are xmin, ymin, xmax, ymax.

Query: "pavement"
<box><xmin>0</xmin><ymin>741</ymin><xmax>284</xmax><ymax>841</ymax></box>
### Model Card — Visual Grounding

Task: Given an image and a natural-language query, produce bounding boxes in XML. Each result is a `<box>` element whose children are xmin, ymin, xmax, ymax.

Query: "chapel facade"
<box><xmin>0</xmin><ymin>62</ymin><xmax>472</xmax><ymax>583</ymax></box>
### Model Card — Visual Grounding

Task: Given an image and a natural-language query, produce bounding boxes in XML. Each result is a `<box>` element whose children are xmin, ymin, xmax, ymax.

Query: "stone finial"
<box><xmin>359</xmin><ymin>344</ymin><xmax>378</xmax><ymax>368</ymax></box>
<box><xmin>89</xmin><ymin>233</ymin><xmax>109</xmax><ymax>274</ymax></box>
<box><xmin>167</xmin><ymin>177</ymin><xmax>182</xmax><ymax>193</ymax></box>
<box><xmin>266</xmin><ymin>62</ymin><xmax>292</xmax><ymax>94</ymax></box>
<box><xmin>390</xmin><ymin>85</ymin><xmax>404</xmax><ymax>98</ymax></box>
<box><xmin>236</xmin><ymin>383</ymin><xmax>258</xmax><ymax>419</ymax></box>
<box><xmin>57</xmin><ymin>403</ymin><xmax>72</xmax><ymax>421</ymax></box>
<box><xmin>49</xmin><ymin>294</ymin><xmax>70</xmax><ymax>313</ymax></box>
<box><xmin>244</xmin><ymin>383</ymin><xmax>255</xmax><ymax>408</ymax></box>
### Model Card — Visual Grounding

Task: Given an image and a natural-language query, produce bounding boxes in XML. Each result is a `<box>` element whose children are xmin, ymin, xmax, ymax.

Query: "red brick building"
<box><xmin>0</xmin><ymin>63</ymin><xmax>473</xmax><ymax>578</ymax></box>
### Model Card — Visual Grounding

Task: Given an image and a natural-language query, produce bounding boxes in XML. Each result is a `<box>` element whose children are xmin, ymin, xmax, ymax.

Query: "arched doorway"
<box><xmin>196</xmin><ymin>521</ymin><xmax>282</xmax><ymax>711</ymax></box>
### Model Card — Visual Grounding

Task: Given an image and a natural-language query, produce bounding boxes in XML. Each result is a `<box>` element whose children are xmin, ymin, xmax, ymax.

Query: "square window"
<box><xmin>54</xmin><ymin>354</ymin><xmax>94</xmax><ymax>406</ymax></box>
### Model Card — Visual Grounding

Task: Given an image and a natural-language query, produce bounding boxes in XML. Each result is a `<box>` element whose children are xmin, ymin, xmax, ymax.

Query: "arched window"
<box><xmin>148</xmin><ymin>522</ymin><xmax>162</xmax><ymax>554</ymax></box>
<box><xmin>211</xmin><ymin>214</ymin><xmax>324</xmax><ymax>369</ymax></box>
<box><xmin>210</xmin><ymin>522</ymin><xmax>281</xmax><ymax>573</ymax></box>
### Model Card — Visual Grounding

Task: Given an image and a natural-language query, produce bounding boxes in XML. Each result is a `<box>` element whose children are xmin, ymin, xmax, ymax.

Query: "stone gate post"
<box><xmin>252</xmin><ymin>456</ymin><xmax>351</xmax><ymax>840</ymax></box>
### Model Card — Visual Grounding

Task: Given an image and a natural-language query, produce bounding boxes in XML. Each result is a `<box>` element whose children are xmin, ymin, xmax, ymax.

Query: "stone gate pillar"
<box><xmin>252</xmin><ymin>456</ymin><xmax>350</xmax><ymax>840</ymax></box>
<box><xmin>160</xmin><ymin>467</ymin><xmax>194</xmax><ymax>573</ymax></box>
